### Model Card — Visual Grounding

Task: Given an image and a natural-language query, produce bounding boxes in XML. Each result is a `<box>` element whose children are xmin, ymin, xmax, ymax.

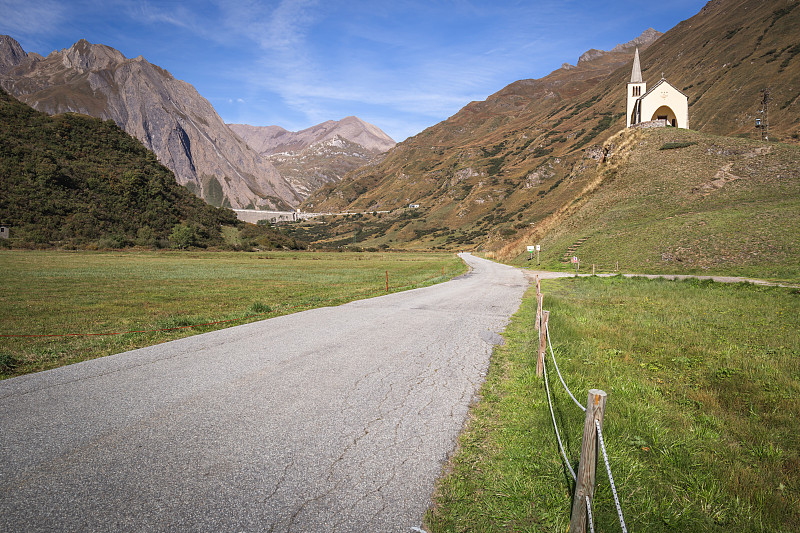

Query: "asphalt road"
<box><xmin>0</xmin><ymin>253</ymin><xmax>529</xmax><ymax>532</ymax></box>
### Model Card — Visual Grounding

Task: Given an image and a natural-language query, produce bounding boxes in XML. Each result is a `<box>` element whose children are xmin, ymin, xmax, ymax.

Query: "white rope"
<box><xmin>586</xmin><ymin>495</ymin><xmax>595</xmax><ymax>533</ymax></box>
<box><xmin>543</xmin><ymin>356</ymin><xmax>577</xmax><ymax>480</ymax></box>
<box><xmin>546</xmin><ymin>322</ymin><xmax>586</xmax><ymax>412</ymax></box>
<box><xmin>596</xmin><ymin>419</ymin><xmax>628</xmax><ymax>533</ymax></box>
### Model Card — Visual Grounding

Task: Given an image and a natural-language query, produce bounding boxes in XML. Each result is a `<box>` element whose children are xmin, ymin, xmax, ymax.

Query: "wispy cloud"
<box><xmin>133</xmin><ymin>2</ymin><xmax>200</xmax><ymax>32</ymax></box>
<box><xmin>223</xmin><ymin>0</ymin><xmax>535</xmax><ymax>134</ymax></box>
<box><xmin>0</xmin><ymin>0</ymin><xmax>66</xmax><ymax>45</ymax></box>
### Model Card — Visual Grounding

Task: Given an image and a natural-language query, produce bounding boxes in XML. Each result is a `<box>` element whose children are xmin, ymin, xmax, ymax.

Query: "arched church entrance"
<box><xmin>651</xmin><ymin>105</ymin><xmax>677</xmax><ymax>127</ymax></box>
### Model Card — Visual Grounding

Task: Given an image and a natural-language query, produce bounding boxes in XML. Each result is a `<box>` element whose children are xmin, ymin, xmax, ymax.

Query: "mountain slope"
<box><xmin>302</xmin><ymin>27</ymin><xmax>664</xmax><ymax>217</ymax></box>
<box><xmin>505</xmin><ymin>126</ymin><xmax>800</xmax><ymax>279</ymax></box>
<box><xmin>0</xmin><ymin>37</ymin><xmax>298</xmax><ymax>210</ymax></box>
<box><xmin>302</xmin><ymin>0</ymin><xmax>800</xmax><ymax>254</ymax></box>
<box><xmin>0</xmin><ymin>88</ymin><xmax>238</xmax><ymax>248</ymax></box>
<box><xmin>229</xmin><ymin>117</ymin><xmax>395</xmax><ymax>200</ymax></box>
<box><xmin>266</xmin><ymin>135</ymin><xmax>389</xmax><ymax>199</ymax></box>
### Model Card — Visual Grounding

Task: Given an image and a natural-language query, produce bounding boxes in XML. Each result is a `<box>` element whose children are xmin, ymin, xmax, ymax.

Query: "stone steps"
<box><xmin>560</xmin><ymin>237</ymin><xmax>589</xmax><ymax>262</ymax></box>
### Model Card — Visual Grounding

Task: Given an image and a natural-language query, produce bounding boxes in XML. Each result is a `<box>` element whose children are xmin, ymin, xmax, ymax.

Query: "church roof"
<box><xmin>638</xmin><ymin>77</ymin><xmax>689</xmax><ymax>101</ymax></box>
<box><xmin>630</xmin><ymin>47</ymin><xmax>642</xmax><ymax>83</ymax></box>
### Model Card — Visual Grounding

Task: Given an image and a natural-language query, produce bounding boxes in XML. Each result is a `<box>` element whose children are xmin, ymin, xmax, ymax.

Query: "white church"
<box><xmin>627</xmin><ymin>48</ymin><xmax>689</xmax><ymax>129</ymax></box>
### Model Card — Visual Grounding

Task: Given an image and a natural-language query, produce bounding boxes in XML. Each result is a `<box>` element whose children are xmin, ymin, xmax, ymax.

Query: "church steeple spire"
<box><xmin>626</xmin><ymin>47</ymin><xmax>646</xmax><ymax>127</ymax></box>
<box><xmin>630</xmin><ymin>47</ymin><xmax>642</xmax><ymax>83</ymax></box>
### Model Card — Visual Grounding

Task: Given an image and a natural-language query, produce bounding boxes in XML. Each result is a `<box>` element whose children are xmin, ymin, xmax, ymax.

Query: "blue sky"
<box><xmin>1</xmin><ymin>0</ymin><xmax>708</xmax><ymax>141</ymax></box>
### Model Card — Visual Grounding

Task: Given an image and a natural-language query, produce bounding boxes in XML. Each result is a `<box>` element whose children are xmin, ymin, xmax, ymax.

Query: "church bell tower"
<box><xmin>626</xmin><ymin>48</ymin><xmax>647</xmax><ymax>127</ymax></box>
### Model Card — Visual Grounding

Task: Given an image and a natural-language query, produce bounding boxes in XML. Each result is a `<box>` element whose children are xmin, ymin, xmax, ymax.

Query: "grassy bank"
<box><xmin>0</xmin><ymin>250</ymin><xmax>464</xmax><ymax>379</ymax></box>
<box><xmin>505</xmin><ymin>129</ymin><xmax>800</xmax><ymax>283</ymax></box>
<box><xmin>426</xmin><ymin>275</ymin><xmax>799</xmax><ymax>532</ymax></box>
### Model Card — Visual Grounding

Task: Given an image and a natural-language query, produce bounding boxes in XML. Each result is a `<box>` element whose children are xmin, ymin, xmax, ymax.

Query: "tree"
<box><xmin>169</xmin><ymin>224</ymin><xmax>196</xmax><ymax>249</ymax></box>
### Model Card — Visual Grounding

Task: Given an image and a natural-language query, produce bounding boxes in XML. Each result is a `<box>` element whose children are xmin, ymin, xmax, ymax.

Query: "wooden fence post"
<box><xmin>536</xmin><ymin>310</ymin><xmax>549</xmax><ymax>377</ymax></box>
<box><xmin>569</xmin><ymin>389</ymin><xmax>608</xmax><ymax>533</ymax></box>
<box><xmin>535</xmin><ymin>281</ymin><xmax>542</xmax><ymax>333</ymax></box>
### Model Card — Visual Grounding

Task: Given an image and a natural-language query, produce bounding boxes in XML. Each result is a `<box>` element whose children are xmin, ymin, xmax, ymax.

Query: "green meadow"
<box><xmin>426</xmin><ymin>275</ymin><xmax>800</xmax><ymax>532</ymax></box>
<box><xmin>0</xmin><ymin>250</ymin><xmax>464</xmax><ymax>379</ymax></box>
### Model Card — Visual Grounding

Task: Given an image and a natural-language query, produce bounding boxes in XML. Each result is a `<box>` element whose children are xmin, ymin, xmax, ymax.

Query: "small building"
<box><xmin>0</xmin><ymin>226</ymin><xmax>9</xmax><ymax>239</ymax></box>
<box><xmin>626</xmin><ymin>48</ymin><xmax>689</xmax><ymax>129</ymax></box>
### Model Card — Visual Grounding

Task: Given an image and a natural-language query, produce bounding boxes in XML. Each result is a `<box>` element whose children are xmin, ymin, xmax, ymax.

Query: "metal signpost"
<box><xmin>527</xmin><ymin>245</ymin><xmax>542</xmax><ymax>265</ymax></box>
<box><xmin>571</xmin><ymin>256</ymin><xmax>579</xmax><ymax>275</ymax></box>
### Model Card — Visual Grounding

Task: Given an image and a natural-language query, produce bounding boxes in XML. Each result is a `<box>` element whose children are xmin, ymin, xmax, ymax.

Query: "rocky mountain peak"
<box><xmin>0</xmin><ymin>35</ymin><xmax>30</xmax><ymax>74</ymax></box>
<box><xmin>1</xmin><ymin>37</ymin><xmax>298</xmax><ymax>209</ymax></box>
<box><xmin>610</xmin><ymin>27</ymin><xmax>662</xmax><ymax>52</ymax></box>
<box><xmin>577</xmin><ymin>49</ymin><xmax>605</xmax><ymax>64</ymax></box>
<box><xmin>229</xmin><ymin>116</ymin><xmax>395</xmax><ymax>157</ymax></box>
<box><xmin>578</xmin><ymin>28</ymin><xmax>663</xmax><ymax>64</ymax></box>
<box><xmin>335</xmin><ymin>116</ymin><xmax>396</xmax><ymax>152</ymax></box>
<box><xmin>230</xmin><ymin>118</ymin><xmax>395</xmax><ymax>201</ymax></box>
<box><xmin>59</xmin><ymin>39</ymin><xmax>127</xmax><ymax>72</ymax></box>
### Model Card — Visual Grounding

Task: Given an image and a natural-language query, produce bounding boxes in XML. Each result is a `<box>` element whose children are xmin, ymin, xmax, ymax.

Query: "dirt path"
<box><xmin>523</xmin><ymin>269</ymin><xmax>799</xmax><ymax>288</ymax></box>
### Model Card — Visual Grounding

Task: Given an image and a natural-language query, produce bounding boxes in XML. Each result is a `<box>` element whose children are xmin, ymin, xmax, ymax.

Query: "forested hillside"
<box><xmin>0</xmin><ymin>89</ymin><xmax>243</xmax><ymax>248</ymax></box>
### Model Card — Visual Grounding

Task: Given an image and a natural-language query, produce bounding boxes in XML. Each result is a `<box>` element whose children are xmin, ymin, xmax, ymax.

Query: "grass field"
<box><xmin>425</xmin><ymin>275</ymin><xmax>800</xmax><ymax>532</ymax></box>
<box><xmin>0</xmin><ymin>250</ymin><xmax>464</xmax><ymax>379</ymax></box>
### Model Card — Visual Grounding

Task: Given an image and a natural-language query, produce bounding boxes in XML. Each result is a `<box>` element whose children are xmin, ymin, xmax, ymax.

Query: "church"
<box><xmin>626</xmin><ymin>48</ymin><xmax>689</xmax><ymax>129</ymax></box>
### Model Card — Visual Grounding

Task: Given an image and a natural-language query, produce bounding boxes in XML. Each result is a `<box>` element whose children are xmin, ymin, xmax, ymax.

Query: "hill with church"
<box><xmin>292</xmin><ymin>0</ymin><xmax>799</xmax><ymax>277</ymax></box>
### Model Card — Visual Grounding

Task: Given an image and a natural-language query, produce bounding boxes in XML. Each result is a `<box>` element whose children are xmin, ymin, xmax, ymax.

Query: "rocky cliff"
<box><xmin>0</xmin><ymin>37</ymin><xmax>298</xmax><ymax>209</ymax></box>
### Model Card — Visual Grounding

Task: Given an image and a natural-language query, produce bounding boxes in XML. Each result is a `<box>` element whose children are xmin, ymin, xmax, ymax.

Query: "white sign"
<box><xmin>536</xmin><ymin>245</ymin><xmax>541</xmax><ymax>251</ymax></box>
<box><xmin>527</xmin><ymin>246</ymin><xmax>535</xmax><ymax>252</ymax></box>
<box><xmin>571</xmin><ymin>256</ymin><xmax>579</xmax><ymax>264</ymax></box>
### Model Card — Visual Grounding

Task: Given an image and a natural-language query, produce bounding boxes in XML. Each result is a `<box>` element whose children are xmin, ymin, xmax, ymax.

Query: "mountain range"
<box><xmin>1</xmin><ymin>0</ymin><xmax>798</xmax><ymax>263</ymax></box>
<box><xmin>0</xmin><ymin>36</ymin><xmax>394</xmax><ymax>210</ymax></box>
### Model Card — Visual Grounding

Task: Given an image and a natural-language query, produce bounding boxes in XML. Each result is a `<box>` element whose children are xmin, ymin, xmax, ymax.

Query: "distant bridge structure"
<box><xmin>233</xmin><ymin>209</ymin><xmax>390</xmax><ymax>224</ymax></box>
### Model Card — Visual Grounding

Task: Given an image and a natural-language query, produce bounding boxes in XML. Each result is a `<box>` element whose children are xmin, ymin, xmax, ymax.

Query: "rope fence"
<box><xmin>534</xmin><ymin>275</ymin><xmax>628</xmax><ymax>533</ymax></box>
<box><xmin>1</xmin><ymin>268</ymin><xmax>456</xmax><ymax>339</ymax></box>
